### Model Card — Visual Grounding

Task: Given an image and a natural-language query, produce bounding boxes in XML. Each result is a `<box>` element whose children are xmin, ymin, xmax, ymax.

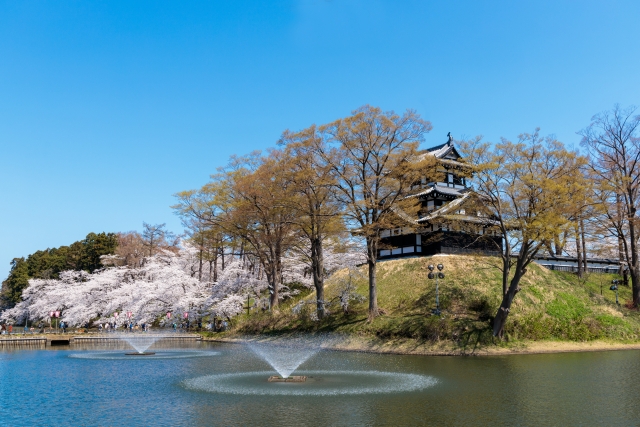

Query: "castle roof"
<box><xmin>416</xmin><ymin>192</ymin><xmax>498</xmax><ymax>226</ymax></box>
<box><xmin>408</xmin><ymin>184</ymin><xmax>465</xmax><ymax>199</ymax></box>
<box><xmin>417</xmin><ymin>134</ymin><xmax>465</xmax><ymax>167</ymax></box>
<box><xmin>424</xmin><ymin>142</ymin><xmax>461</xmax><ymax>159</ymax></box>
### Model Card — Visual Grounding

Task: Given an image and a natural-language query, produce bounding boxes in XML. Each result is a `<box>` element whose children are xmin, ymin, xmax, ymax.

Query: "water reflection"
<box><xmin>1</xmin><ymin>342</ymin><xmax>640</xmax><ymax>426</ymax></box>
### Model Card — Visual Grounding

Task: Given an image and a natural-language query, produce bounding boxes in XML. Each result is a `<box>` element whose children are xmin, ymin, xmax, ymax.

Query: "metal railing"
<box><xmin>538</xmin><ymin>264</ymin><xmax>620</xmax><ymax>274</ymax></box>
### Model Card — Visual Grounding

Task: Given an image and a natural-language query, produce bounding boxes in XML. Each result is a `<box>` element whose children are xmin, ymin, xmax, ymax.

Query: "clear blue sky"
<box><xmin>1</xmin><ymin>0</ymin><xmax>639</xmax><ymax>280</ymax></box>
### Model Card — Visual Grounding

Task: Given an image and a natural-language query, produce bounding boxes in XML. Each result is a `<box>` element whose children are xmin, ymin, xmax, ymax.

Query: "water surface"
<box><xmin>1</xmin><ymin>342</ymin><xmax>638</xmax><ymax>426</ymax></box>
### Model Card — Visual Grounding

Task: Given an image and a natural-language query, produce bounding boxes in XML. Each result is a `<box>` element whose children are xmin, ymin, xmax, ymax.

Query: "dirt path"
<box><xmin>202</xmin><ymin>335</ymin><xmax>640</xmax><ymax>356</ymax></box>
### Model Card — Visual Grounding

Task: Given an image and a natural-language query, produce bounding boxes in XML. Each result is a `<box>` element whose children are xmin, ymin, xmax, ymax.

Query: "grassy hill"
<box><xmin>222</xmin><ymin>255</ymin><xmax>640</xmax><ymax>353</ymax></box>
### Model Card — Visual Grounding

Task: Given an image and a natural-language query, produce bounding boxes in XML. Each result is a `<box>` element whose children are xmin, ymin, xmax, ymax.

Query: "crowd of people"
<box><xmin>97</xmin><ymin>322</ymin><xmax>149</xmax><ymax>333</ymax></box>
<box><xmin>0</xmin><ymin>318</ymin><xmax>232</xmax><ymax>335</ymax></box>
<box><xmin>0</xmin><ymin>321</ymin><xmax>63</xmax><ymax>335</ymax></box>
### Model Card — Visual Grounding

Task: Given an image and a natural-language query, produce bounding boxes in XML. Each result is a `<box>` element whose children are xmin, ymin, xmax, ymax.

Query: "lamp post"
<box><xmin>427</xmin><ymin>264</ymin><xmax>445</xmax><ymax>315</ymax></box>
<box><xmin>610</xmin><ymin>279</ymin><xmax>620</xmax><ymax>306</ymax></box>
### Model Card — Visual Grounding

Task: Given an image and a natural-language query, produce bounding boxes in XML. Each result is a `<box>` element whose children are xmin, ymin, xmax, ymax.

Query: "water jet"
<box><xmin>125</xmin><ymin>352</ymin><xmax>156</xmax><ymax>356</ymax></box>
<box><xmin>119</xmin><ymin>334</ymin><xmax>161</xmax><ymax>354</ymax></box>
<box><xmin>247</xmin><ymin>336</ymin><xmax>325</xmax><ymax>379</ymax></box>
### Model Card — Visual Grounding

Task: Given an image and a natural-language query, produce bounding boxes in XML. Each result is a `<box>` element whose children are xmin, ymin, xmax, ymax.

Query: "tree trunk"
<box><xmin>544</xmin><ymin>240</ymin><xmax>554</xmax><ymax>257</ymax></box>
<box><xmin>629</xmin><ymin>220</ymin><xmax>640</xmax><ymax>306</ymax></box>
<box><xmin>273</xmin><ymin>243</ymin><xmax>283</xmax><ymax>310</ymax></box>
<box><xmin>368</xmin><ymin>260</ymin><xmax>378</xmax><ymax>320</ymax></box>
<box><xmin>623</xmin><ymin>267</ymin><xmax>629</xmax><ymax>287</ymax></box>
<box><xmin>366</xmin><ymin>237</ymin><xmax>379</xmax><ymax>320</ymax></box>
<box><xmin>501</xmin><ymin>255</ymin><xmax>510</xmax><ymax>296</ymax></box>
<box><xmin>493</xmin><ymin>266</ymin><xmax>524</xmax><ymax>337</ymax></box>
<box><xmin>580</xmin><ymin>219</ymin><xmax>587</xmax><ymax>272</ymax></box>
<box><xmin>270</xmin><ymin>266</ymin><xmax>280</xmax><ymax>310</ymax></box>
<box><xmin>575</xmin><ymin>223</ymin><xmax>583</xmax><ymax>278</ymax></box>
<box><xmin>555</xmin><ymin>230</ymin><xmax>568</xmax><ymax>256</ymax></box>
<box><xmin>265</xmin><ymin>264</ymin><xmax>279</xmax><ymax>310</ymax></box>
<box><xmin>212</xmin><ymin>253</ymin><xmax>218</xmax><ymax>283</ymax></box>
<box><xmin>310</xmin><ymin>237</ymin><xmax>325</xmax><ymax>318</ymax></box>
<box><xmin>631</xmin><ymin>264</ymin><xmax>640</xmax><ymax>306</ymax></box>
<box><xmin>617</xmin><ymin>194</ymin><xmax>625</xmax><ymax>272</ymax></box>
<box><xmin>554</xmin><ymin>234</ymin><xmax>563</xmax><ymax>256</ymax></box>
<box><xmin>500</xmin><ymin>235</ymin><xmax>511</xmax><ymax>296</ymax></box>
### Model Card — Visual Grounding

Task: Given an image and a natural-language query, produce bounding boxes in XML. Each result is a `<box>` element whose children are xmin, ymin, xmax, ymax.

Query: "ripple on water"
<box><xmin>69</xmin><ymin>350</ymin><xmax>220</xmax><ymax>360</ymax></box>
<box><xmin>183</xmin><ymin>370</ymin><xmax>437</xmax><ymax>396</ymax></box>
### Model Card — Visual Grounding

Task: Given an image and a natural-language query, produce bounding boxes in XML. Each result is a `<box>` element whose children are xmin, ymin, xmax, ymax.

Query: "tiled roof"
<box><xmin>419</xmin><ymin>137</ymin><xmax>463</xmax><ymax>158</ymax></box>
<box><xmin>407</xmin><ymin>184</ymin><xmax>465</xmax><ymax>199</ymax></box>
<box><xmin>416</xmin><ymin>146</ymin><xmax>466</xmax><ymax>169</ymax></box>
<box><xmin>426</xmin><ymin>143</ymin><xmax>451</xmax><ymax>158</ymax></box>
<box><xmin>409</xmin><ymin>187</ymin><xmax>435</xmax><ymax>198</ymax></box>
<box><xmin>419</xmin><ymin>214</ymin><xmax>499</xmax><ymax>226</ymax></box>
<box><xmin>432</xmin><ymin>185</ymin><xmax>464</xmax><ymax>196</ymax></box>
<box><xmin>417</xmin><ymin>193</ymin><xmax>470</xmax><ymax>222</ymax></box>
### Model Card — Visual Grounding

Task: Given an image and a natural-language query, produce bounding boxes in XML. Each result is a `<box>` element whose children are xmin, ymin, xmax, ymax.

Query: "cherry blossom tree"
<box><xmin>1</xmin><ymin>236</ymin><xmax>365</xmax><ymax>327</ymax></box>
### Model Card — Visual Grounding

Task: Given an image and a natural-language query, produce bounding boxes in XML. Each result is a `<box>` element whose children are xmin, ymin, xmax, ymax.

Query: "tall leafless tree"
<box><xmin>580</xmin><ymin>104</ymin><xmax>640</xmax><ymax>306</ymax></box>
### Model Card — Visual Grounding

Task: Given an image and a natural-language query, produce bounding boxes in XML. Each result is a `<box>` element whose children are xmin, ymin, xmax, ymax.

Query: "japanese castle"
<box><xmin>379</xmin><ymin>134</ymin><xmax>501</xmax><ymax>259</ymax></box>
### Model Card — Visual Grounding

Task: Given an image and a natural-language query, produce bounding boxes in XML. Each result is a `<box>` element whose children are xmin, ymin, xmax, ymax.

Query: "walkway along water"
<box><xmin>0</xmin><ymin>333</ymin><xmax>201</xmax><ymax>347</ymax></box>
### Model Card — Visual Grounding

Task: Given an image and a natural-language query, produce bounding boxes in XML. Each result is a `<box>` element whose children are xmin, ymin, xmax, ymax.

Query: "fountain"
<box><xmin>247</xmin><ymin>338</ymin><xmax>321</xmax><ymax>380</ymax></box>
<box><xmin>120</xmin><ymin>334</ymin><xmax>160</xmax><ymax>356</ymax></box>
<box><xmin>182</xmin><ymin>335</ymin><xmax>438</xmax><ymax>396</ymax></box>
<box><xmin>70</xmin><ymin>333</ymin><xmax>220</xmax><ymax>360</ymax></box>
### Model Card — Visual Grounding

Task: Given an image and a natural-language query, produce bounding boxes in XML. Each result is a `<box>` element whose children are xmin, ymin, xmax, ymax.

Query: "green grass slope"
<box><xmin>230</xmin><ymin>255</ymin><xmax>640</xmax><ymax>350</ymax></box>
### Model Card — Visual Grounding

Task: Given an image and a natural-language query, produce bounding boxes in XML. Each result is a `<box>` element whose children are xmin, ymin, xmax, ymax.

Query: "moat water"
<box><xmin>1</xmin><ymin>341</ymin><xmax>639</xmax><ymax>426</ymax></box>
